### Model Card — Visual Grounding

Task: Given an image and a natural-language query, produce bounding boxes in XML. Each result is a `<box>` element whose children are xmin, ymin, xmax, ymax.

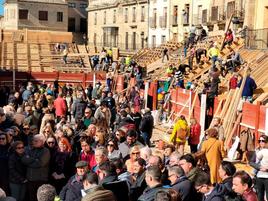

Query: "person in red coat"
<box><xmin>79</xmin><ymin>137</ymin><xmax>96</xmax><ymax>171</ymax></box>
<box><xmin>53</xmin><ymin>93</ymin><xmax>67</xmax><ymax>122</ymax></box>
<box><xmin>188</xmin><ymin>118</ymin><xmax>201</xmax><ymax>153</ymax></box>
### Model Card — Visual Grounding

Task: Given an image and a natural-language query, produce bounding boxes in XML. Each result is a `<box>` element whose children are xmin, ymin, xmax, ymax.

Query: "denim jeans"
<box><xmin>141</xmin><ymin>132</ymin><xmax>151</xmax><ymax>146</ymax></box>
<box><xmin>9</xmin><ymin>182</ymin><xmax>26</xmax><ymax>201</ymax></box>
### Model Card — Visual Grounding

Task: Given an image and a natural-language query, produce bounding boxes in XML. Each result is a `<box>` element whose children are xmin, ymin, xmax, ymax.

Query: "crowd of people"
<box><xmin>0</xmin><ymin>74</ymin><xmax>264</xmax><ymax>201</ymax></box>
<box><xmin>0</xmin><ymin>27</ymin><xmax>262</xmax><ymax>201</ymax></box>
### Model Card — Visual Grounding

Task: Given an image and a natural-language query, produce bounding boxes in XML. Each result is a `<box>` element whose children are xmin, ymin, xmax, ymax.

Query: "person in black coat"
<box><xmin>139</xmin><ymin>109</ymin><xmax>154</xmax><ymax>146</ymax></box>
<box><xmin>0</xmin><ymin>133</ymin><xmax>10</xmax><ymax>195</ymax></box>
<box><xmin>194</xmin><ymin>171</ymin><xmax>225</xmax><ymax>201</ymax></box>
<box><xmin>130</xmin><ymin>158</ymin><xmax>147</xmax><ymax>201</ymax></box>
<box><xmin>8</xmin><ymin>141</ymin><xmax>27</xmax><ymax>201</ymax></box>
<box><xmin>59</xmin><ymin>161</ymin><xmax>88</xmax><ymax>201</ymax></box>
<box><xmin>138</xmin><ymin>166</ymin><xmax>163</xmax><ymax>201</ymax></box>
<box><xmin>218</xmin><ymin>161</ymin><xmax>243</xmax><ymax>201</ymax></box>
<box><xmin>98</xmin><ymin>161</ymin><xmax>118</xmax><ymax>186</ymax></box>
<box><xmin>168</xmin><ymin>165</ymin><xmax>195</xmax><ymax>201</ymax></box>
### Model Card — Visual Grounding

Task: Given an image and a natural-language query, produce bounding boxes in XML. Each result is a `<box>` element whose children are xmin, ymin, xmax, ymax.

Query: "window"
<box><xmin>227</xmin><ymin>1</ymin><xmax>235</xmax><ymax>18</ymax></box>
<box><xmin>182</xmin><ymin>4</ymin><xmax>190</xmax><ymax>25</ymax></box>
<box><xmin>68</xmin><ymin>3</ymin><xmax>76</xmax><ymax>8</ymax></box>
<box><xmin>57</xmin><ymin>12</ymin><xmax>63</xmax><ymax>22</ymax></box>
<box><xmin>19</xmin><ymin>9</ymin><xmax>28</xmax><ymax>20</ymax></box>
<box><xmin>202</xmin><ymin>9</ymin><xmax>207</xmax><ymax>23</ymax></box>
<box><xmin>68</xmin><ymin>18</ymin><xmax>76</xmax><ymax>32</ymax></box>
<box><xmin>113</xmin><ymin>10</ymin><xmax>116</xmax><ymax>23</ymax></box>
<box><xmin>141</xmin><ymin>6</ymin><xmax>145</xmax><ymax>22</ymax></box>
<box><xmin>162</xmin><ymin>7</ymin><xmax>167</xmax><ymax>28</ymax></box>
<box><xmin>152</xmin><ymin>35</ymin><xmax>156</xmax><ymax>48</ymax></box>
<box><xmin>125</xmin><ymin>32</ymin><xmax>128</xmax><ymax>50</ymax></box>
<box><xmin>197</xmin><ymin>5</ymin><xmax>202</xmax><ymax>24</ymax></box>
<box><xmin>173</xmin><ymin>6</ymin><xmax>178</xmax><ymax>25</ymax></box>
<box><xmin>104</xmin><ymin>11</ymin><xmax>106</xmax><ymax>24</ymax></box>
<box><xmin>93</xmin><ymin>33</ymin><xmax>97</xmax><ymax>46</ymax></box>
<box><xmin>132</xmin><ymin>32</ymin><xmax>136</xmax><ymax>50</ymax></box>
<box><xmin>211</xmin><ymin>6</ymin><xmax>218</xmax><ymax>21</ymax></box>
<box><xmin>132</xmin><ymin>7</ymin><xmax>136</xmax><ymax>22</ymax></box>
<box><xmin>161</xmin><ymin>35</ymin><xmax>166</xmax><ymax>44</ymax></box>
<box><xmin>141</xmin><ymin>32</ymin><xmax>145</xmax><ymax>48</ymax></box>
<box><xmin>80</xmin><ymin>3</ymin><xmax>87</xmax><ymax>9</ymax></box>
<box><xmin>125</xmin><ymin>8</ymin><xmax>128</xmax><ymax>23</ymax></box>
<box><xmin>94</xmin><ymin>12</ymin><xmax>97</xmax><ymax>25</ymax></box>
<box><xmin>39</xmin><ymin>11</ymin><xmax>48</xmax><ymax>21</ymax></box>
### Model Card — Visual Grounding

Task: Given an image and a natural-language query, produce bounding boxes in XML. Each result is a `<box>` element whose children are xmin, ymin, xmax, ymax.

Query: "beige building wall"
<box><xmin>3</xmin><ymin>0</ymin><xmax>68</xmax><ymax>31</ymax></box>
<box><xmin>148</xmin><ymin>0</ymin><xmax>170</xmax><ymax>47</ymax></box>
<box><xmin>253</xmin><ymin>0</ymin><xmax>268</xmax><ymax>29</ymax></box>
<box><xmin>87</xmin><ymin>0</ymin><xmax>149</xmax><ymax>52</ymax></box>
<box><xmin>4</xmin><ymin>2</ymin><xmax>18</xmax><ymax>30</ymax></box>
<box><xmin>170</xmin><ymin>0</ymin><xmax>196</xmax><ymax>42</ymax></box>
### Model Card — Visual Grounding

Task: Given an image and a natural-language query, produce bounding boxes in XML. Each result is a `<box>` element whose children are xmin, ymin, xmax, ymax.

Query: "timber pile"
<box><xmin>0</xmin><ymin>42</ymin><xmax>93</xmax><ymax>73</ymax></box>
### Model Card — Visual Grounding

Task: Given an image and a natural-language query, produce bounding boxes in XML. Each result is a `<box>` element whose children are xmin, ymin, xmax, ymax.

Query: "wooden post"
<box><xmin>198</xmin><ymin>93</ymin><xmax>207</xmax><ymax>147</ymax></box>
<box><xmin>220</xmin><ymin>13</ymin><xmax>234</xmax><ymax>51</ymax></box>
<box><xmin>144</xmin><ymin>81</ymin><xmax>149</xmax><ymax>108</ymax></box>
<box><xmin>152</xmin><ymin>80</ymin><xmax>158</xmax><ymax>111</ymax></box>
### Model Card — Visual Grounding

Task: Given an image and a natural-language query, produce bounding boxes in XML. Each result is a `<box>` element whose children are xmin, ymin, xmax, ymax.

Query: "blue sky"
<box><xmin>0</xmin><ymin>0</ymin><xmax>3</xmax><ymax>16</ymax></box>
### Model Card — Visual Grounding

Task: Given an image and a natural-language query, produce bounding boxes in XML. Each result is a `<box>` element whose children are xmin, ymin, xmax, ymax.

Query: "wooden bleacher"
<box><xmin>0</xmin><ymin>29</ymin><xmax>95</xmax><ymax>73</ymax></box>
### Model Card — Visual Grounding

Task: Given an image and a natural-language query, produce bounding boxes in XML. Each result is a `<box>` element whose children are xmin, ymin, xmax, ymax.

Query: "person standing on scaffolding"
<box><xmin>62</xmin><ymin>46</ymin><xmax>68</xmax><ymax>64</ymax></box>
<box><xmin>162</xmin><ymin>47</ymin><xmax>169</xmax><ymax>63</ymax></box>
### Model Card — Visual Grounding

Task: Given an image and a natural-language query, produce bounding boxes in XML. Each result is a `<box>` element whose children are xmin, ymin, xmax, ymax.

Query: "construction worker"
<box><xmin>62</xmin><ymin>47</ymin><xmax>68</xmax><ymax>64</ymax></box>
<box><xmin>125</xmin><ymin>55</ymin><xmax>131</xmax><ymax>66</ymax></box>
<box><xmin>208</xmin><ymin>43</ymin><xmax>221</xmax><ymax>69</ymax></box>
<box><xmin>107</xmin><ymin>48</ymin><xmax>113</xmax><ymax>64</ymax></box>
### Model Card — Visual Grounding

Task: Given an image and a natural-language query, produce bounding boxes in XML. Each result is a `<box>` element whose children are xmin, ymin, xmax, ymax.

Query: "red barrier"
<box><xmin>176</xmin><ymin>88</ymin><xmax>190</xmax><ymax>117</ymax></box>
<box><xmin>0</xmin><ymin>71</ymin><xmax>107</xmax><ymax>88</ymax></box>
<box><xmin>259</xmin><ymin>106</ymin><xmax>266</xmax><ymax>132</ymax></box>
<box><xmin>116</xmin><ymin>75</ymin><xmax>124</xmax><ymax>93</ymax></box>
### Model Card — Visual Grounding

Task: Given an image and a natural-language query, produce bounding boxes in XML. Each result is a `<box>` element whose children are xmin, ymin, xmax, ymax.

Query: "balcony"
<box><xmin>159</xmin><ymin>16</ymin><xmax>167</xmax><ymax>29</ymax></box>
<box><xmin>149</xmin><ymin>17</ymin><xmax>157</xmax><ymax>29</ymax></box>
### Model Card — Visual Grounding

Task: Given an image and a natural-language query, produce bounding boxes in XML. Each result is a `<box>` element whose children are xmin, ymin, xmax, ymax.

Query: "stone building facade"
<box><xmin>148</xmin><ymin>0</ymin><xmax>170</xmax><ymax>47</ymax></box>
<box><xmin>87</xmin><ymin>0</ymin><xmax>149</xmax><ymax>52</ymax></box>
<box><xmin>67</xmin><ymin>0</ymin><xmax>88</xmax><ymax>32</ymax></box>
<box><xmin>3</xmin><ymin>0</ymin><xmax>68</xmax><ymax>31</ymax></box>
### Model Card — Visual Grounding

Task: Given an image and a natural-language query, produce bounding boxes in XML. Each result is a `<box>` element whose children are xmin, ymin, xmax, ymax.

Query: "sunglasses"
<box><xmin>47</xmin><ymin>141</ymin><xmax>55</xmax><ymax>144</ymax></box>
<box><xmin>16</xmin><ymin>146</ymin><xmax>24</xmax><ymax>150</ymax></box>
<box><xmin>0</xmin><ymin>138</ymin><xmax>6</xmax><ymax>140</ymax></box>
<box><xmin>259</xmin><ymin>139</ymin><xmax>266</xmax><ymax>143</ymax></box>
<box><xmin>132</xmin><ymin>152</ymin><xmax>140</xmax><ymax>155</ymax></box>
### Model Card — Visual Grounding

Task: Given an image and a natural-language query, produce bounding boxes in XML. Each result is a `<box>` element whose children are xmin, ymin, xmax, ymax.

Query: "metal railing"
<box><xmin>244</xmin><ymin>28</ymin><xmax>268</xmax><ymax>50</ymax></box>
<box><xmin>149</xmin><ymin>17</ymin><xmax>157</xmax><ymax>29</ymax></box>
<box><xmin>159</xmin><ymin>16</ymin><xmax>167</xmax><ymax>28</ymax></box>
